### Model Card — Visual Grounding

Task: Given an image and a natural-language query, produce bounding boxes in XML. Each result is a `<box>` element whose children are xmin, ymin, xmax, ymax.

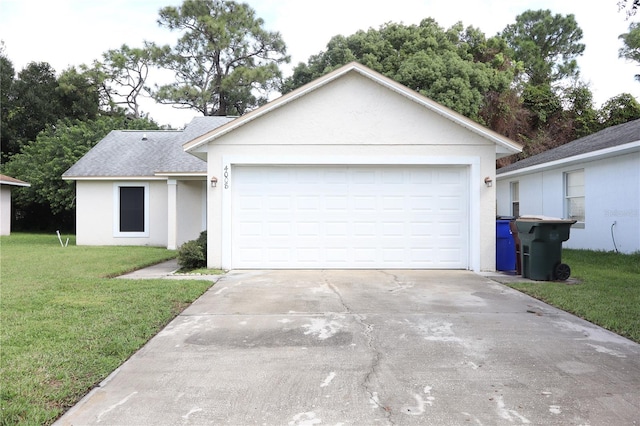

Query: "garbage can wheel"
<box><xmin>554</xmin><ymin>263</ymin><xmax>571</xmax><ymax>281</ymax></box>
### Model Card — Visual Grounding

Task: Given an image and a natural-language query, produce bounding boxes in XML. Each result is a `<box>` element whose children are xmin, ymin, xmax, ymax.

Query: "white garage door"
<box><xmin>231</xmin><ymin>165</ymin><xmax>469</xmax><ymax>269</ymax></box>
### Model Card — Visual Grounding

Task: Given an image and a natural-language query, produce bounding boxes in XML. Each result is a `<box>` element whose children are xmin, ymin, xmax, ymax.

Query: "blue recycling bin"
<box><xmin>496</xmin><ymin>219</ymin><xmax>516</xmax><ymax>271</ymax></box>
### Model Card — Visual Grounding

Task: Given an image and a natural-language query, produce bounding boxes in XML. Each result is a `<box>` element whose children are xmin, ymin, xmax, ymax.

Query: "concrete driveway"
<box><xmin>56</xmin><ymin>270</ymin><xmax>640</xmax><ymax>425</ymax></box>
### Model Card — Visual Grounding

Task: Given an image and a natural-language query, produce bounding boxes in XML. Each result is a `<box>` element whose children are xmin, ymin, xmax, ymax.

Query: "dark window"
<box><xmin>120</xmin><ymin>186</ymin><xmax>145</xmax><ymax>232</ymax></box>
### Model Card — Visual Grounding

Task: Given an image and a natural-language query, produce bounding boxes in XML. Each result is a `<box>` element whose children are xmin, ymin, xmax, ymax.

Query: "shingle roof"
<box><xmin>497</xmin><ymin>119</ymin><xmax>640</xmax><ymax>174</ymax></box>
<box><xmin>63</xmin><ymin>116</ymin><xmax>234</xmax><ymax>178</ymax></box>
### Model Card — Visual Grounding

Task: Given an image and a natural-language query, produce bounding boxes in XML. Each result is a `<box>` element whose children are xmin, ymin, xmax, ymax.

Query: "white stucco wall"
<box><xmin>497</xmin><ymin>151</ymin><xmax>640</xmax><ymax>253</ymax></box>
<box><xmin>176</xmin><ymin>180</ymin><xmax>207</xmax><ymax>247</ymax></box>
<box><xmin>1</xmin><ymin>186</ymin><xmax>12</xmax><ymax>236</ymax></box>
<box><xmin>203</xmin><ymin>72</ymin><xmax>499</xmax><ymax>271</ymax></box>
<box><xmin>76</xmin><ymin>180</ymin><xmax>169</xmax><ymax>246</ymax></box>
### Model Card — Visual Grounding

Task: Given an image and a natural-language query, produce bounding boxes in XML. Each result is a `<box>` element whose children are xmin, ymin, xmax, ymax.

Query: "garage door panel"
<box><xmin>238</xmin><ymin>222</ymin><xmax>262</xmax><ymax>237</ymax></box>
<box><xmin>231</xmin><ymin>165</ymin><xmax>468</xmax><ymax>269</ymax></box>
<box><xmin>238</xmin><ymin>195</ymin><xmax>262</xmax><ymax>210</ymax></box>
<box><xmin>326</xmin><ymin>196</ymin><xmax>348</xmax><ymax>210</ymax></box>
<box><xmin>266</xmin><ymin>196</ymin><xmax>290</xmax><ymax>210</ymax></box>
<box><xmin>267</xmin><ymin>222</ymin><xmax>291</xmax><ymax>236</ymax></box>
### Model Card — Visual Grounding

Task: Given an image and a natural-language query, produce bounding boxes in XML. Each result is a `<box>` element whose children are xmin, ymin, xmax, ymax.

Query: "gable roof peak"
<box><xmin>183</xmin><ymin>61</ymin><xmax>522</xmax><ymax>157</ymax></box>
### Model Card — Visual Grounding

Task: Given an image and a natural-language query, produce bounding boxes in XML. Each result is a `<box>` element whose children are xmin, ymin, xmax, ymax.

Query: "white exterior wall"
<box><xmin>0</xmin><ymin>186</ymin><xmax>12</xmax><ymax>236</ymax></box>
<box><xmin>497</xmin><ymin>151</ymin><xmax>640</xmax><ymax>253</ymax></box>
<box><xmin>204</xmin><ymin>73</ymin><xmax>498</xmax><ymax>271</ymax></box>
<box><xmin>176</xmin><ymin>180</ymin><xmax>206</xmax><ymax>247</ymax></box>
<box><xmin>76</xmin><ymin>180</ymin><xmax>169</xmax><ymax>246</ymax></box>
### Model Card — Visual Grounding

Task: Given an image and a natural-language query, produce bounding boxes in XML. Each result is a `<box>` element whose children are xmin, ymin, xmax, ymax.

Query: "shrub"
<box><xmin>196</xmin><ymin>230</ymin><xmax>207</xmax><ymax>254</ymax></box>
<box><xmin>177</xmin><ymin>231</ymin><xmax>207</xmax><ymax>270</ymax></box>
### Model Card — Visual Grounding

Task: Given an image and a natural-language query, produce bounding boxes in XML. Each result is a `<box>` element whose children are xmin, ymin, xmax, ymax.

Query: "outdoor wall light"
<box><xmin>484</xmin><ymin>176</ymin><xmax>493</xmax><ymax>187</ymax></box>
<box><xmin>211</xmin><ymin>176</ymin><xmax>218</xmax><ymax>188</ymax></box>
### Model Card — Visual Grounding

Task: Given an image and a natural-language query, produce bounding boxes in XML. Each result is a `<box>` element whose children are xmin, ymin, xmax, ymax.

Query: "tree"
<box><xmin>3</xmin><ymin>115</ymin><xmax>159</xmax><ymax>231</ymax></box>
<box><xmin>619</xmin><ymin>22</ymin><xmax>640</xmax><ymax>81</ymax></box>
<box><xmin>149</xmin><ymin>0</ymin><xmax>289</xmax><ymax>116</ymax></box>
<box><xmin>502</xmin><ymin>10</ymin><xmax>585</xmax><ymax>86</ymax></box>
<box><xmin>562</xmin><ymin>82</ymin><xmax>600</xmax><ymax>138</ymax></box>
<box><xmin>282</xmin><ymin>20</ymin><xmax>516</xmax><ymax>122</ymax></box>
<box><xmin>598</xmin><ymin>93</ymin><xmax>640</xmax><ymax>126</ymax></box>
<box><xmin>1</xmin><ymin>47</ymin><xmax>17</xmax><ymax>160</ymax></box>
<box><xmin>1</xmin><ymin>60</ymin><xmax>104</xmax><ymax>160</ymax></box>
<box><xmin>7</xmin><ymin>62</ymin><xmax>61</xmax><ymax>149</ymax></box>
<box><xmin>98</xmin><ymin>44</ymin><xmax>154</xmax><ymax>118</ymax></box>
<box><xmin>56</xmin><ymin>67</ymin><xmax>101</xmax><ymax>121</ymax></box>
<box><xmin>619</xmin><ymin>0</ymin><xmax>640</xmax><ymax>17</ymax></box>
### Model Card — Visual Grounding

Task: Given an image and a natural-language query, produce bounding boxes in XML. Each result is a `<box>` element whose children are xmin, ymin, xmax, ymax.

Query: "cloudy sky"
<box><xmin>1</xmin><ymin>0</ymin><xmax>638</xmax><ymax>128</ymax></box>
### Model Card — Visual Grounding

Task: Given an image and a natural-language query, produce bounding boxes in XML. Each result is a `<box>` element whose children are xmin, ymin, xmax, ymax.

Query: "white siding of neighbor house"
<box><xmin>204</xmin><ymin>72</ymin><xmax>499</xmax><ymax>271</ymax></box>
<box><xmin>497</xmin><ymin>151</ymin><xmax>640</xmax><ymax>254</ymax></box>
<box><xmin>76</xmin><ymin>180</ymin><xmax>169</xmax><ymax>246</ymax></box>
<box><xmin>1</xmin><ymin>186</ymin><xmax>12</xmax><ymax>236</ymax></box>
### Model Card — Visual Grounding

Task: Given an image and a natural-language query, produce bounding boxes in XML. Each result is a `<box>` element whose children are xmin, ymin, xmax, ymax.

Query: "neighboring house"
<box><xmin>496</xmin><ymin>119</ymin><xmax>640</xmax><ymax>254</ymax></box>
<box><xmin>0</xmin><ymin>174</ymin><xmax>30</xmax><ymax>236</ymax></box>
<box><xmin>63</xmin><ymin>116</ymin><xmax>234</xmax><ymax>249</ymax></box>
<box><xmin>184</xmin><ymin>62</ymin><xmax>522</xmax><ymax>271</ymax></box>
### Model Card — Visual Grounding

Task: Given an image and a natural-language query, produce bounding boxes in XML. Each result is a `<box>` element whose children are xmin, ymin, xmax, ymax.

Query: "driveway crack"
<box><xmin>322</xmin><ymin>271</ymin><xmax>395</xmax><ymax>425</ymax></box>
<box><xmin>381</xmin><ymin>271</ymin><xmax>413</xmax><ymax>293</ymax></box>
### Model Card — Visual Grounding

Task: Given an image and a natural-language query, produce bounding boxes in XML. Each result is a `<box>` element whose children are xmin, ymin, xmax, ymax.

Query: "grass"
<box><xmin>0</xmin><ymin>233</ymin><xmax>215</xmax><ymax>425</ymax></box>
<box><xmin>508</xmin><ymin>249</ymin><xmax>640</xmax><ymax>343</ymax></box>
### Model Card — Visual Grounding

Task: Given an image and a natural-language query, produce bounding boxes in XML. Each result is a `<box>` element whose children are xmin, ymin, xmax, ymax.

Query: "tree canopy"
<box><xmin>619</xmin><ymin>0</ymin><xmax>640</xmax><ymax>17</ymax></box>
<box><xmin>3</xmin><ymin>115</ymin><xmax>159</xmax><ymax>230</ymax></box>
<box><xmin>619</xmin><ymin>22</ymin><xmax>640</xmax><ymax>81</ymax></box>
<box><xmin>0</xmin><ymin>59</ymin><xmax>101</xmax><ymax>160</ymax></box>
<box><xmin>283</xmin><ymin>19</ymin><xmax>516</xmax><ymax>122</ymax></box>
<box><xmin>501</xmin><ymin>9</ymin><xmax>585</xmax><ymax>87</ymax></box>
<box><xmin>96</xmin><ymin>44</ymin><xmax>155</xmax><ymax>118</ymax></box>
<box><xmin>149</xmin><ymin>0</ymin><xmax>289</xmax><ymax>116</ymax></box>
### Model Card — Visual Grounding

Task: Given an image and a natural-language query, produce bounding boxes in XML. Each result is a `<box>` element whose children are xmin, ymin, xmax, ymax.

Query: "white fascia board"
<box><xmin>61</xmin><ymin>176</ymin><xmax>167</xmax><ymax>181</ymax></box>
<box><xmin>0</xmin><ymin>180</ymin><xmax>30</xmax><ymax>187</ymax></box>
<box><xmin>497</xmin><ymin>141</ymin><xmax>640</xmax><ymax>180</ymax></box>
<box><xmin>154</xmin><ymin>172</ymin><xmax>206</xmax><ymax>178</ymax></box>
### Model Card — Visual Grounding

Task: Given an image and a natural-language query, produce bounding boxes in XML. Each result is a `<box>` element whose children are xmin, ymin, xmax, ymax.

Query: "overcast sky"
<box><xmin>1</xmin><ymin>0</ymin><xmax>638</xmax><ymax>128</ymax></box>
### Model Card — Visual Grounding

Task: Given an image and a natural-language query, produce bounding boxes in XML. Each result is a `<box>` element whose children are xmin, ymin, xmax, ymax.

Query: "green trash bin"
<box><xmin>515</xmin><ymin>217</ymin><xmax>577</xmax><ymax>281</ymax></box>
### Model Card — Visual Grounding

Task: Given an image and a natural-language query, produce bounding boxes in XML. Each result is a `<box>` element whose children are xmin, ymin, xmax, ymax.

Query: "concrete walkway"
<box><xmin>56</xmin><ymin>269</ymin><xmax>640</xmax><ymax>425</ymax></box>
<box><xmin>117</xmin><ymin>259</ymin><xmax>222</xmax><ymax>281</ymax></box>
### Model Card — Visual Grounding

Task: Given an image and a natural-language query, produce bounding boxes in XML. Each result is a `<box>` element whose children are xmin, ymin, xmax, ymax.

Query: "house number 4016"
<box><xmin>223</xmin><ymin>165</ymin><xmax>229</xmax><ymax>189</ymax></box>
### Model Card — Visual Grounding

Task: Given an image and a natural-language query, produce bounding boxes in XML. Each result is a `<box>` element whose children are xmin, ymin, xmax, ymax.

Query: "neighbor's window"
<box><xmin>510</xmin><ymin>181</ymin><xmax>520</xmax><ymax>217</ymax></box>
<box><xmin>565</xmin><ymin>170</ymin><xmax>585</xmax><ymax>223</ymax></box>
<box><xmin>114</xmin><ymin>183</ymin><xmax>149</xmax><ymax>237</ymax></box>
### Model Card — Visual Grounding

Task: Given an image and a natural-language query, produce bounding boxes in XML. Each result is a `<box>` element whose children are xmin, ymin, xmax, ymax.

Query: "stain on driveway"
<box><xmin>56</xmin><ymin>270</ymin><xmax>640</xmax><ymax>425</ymax></box>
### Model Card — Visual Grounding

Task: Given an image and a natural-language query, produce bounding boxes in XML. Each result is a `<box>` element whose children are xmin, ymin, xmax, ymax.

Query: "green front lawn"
<box><xmin>508</xmin><ymin>249</ymin><xmax>640</xmax><ymax>343</ymax></box>
<box><xmin>0</xmin><ymin>233</ymin><xmax>215</xmax><ymax>425</ymax></box>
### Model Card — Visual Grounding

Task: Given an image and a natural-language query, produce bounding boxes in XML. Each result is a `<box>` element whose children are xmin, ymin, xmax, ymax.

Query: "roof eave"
<box><xmin>497</xmin><ymin>140</ymin><xmax>640</xmax><ymax>179</ymax></box>
<box><xmin>0</xmin><ymin>181</ymin><xmax>31</xmax><ymax>187</ymax></box>
<box><xmin>62</xmin><ymin>175</ymin><xmax>169</xmax><ymax>181</ymax></box>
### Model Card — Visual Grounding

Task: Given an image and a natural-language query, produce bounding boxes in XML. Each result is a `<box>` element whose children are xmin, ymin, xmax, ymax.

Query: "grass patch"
<box><xmin>508</xmin><ymin>249</ymin><xmax>640</xmax><ymax>343</ymax></box>
<box><xmin>0</xmin><ymin>233</ymin><xmax>215</xmax><ymax>425</ymax></box>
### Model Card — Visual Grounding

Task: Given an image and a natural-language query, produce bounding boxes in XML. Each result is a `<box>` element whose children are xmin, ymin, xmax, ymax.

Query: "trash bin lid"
<box><xmin>516</xmin><ymin>215</ymin><xmax>577</xmax><ymax>225</ymax></box>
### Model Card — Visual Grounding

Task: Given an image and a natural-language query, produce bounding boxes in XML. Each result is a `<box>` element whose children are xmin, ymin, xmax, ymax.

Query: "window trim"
<box><xmin>510</xmin><ymin>181</ymin><xmax>520</xmax><ymax>218</ymax></box>
<box><xmin>113</xmin><ymin>182</ymin><xmax>150</xmax><ymax>237</ymax></box>
<box><xmin>564</xmin><ymin>169</ymin><xmax>585</xmax><ymax>228</ymax></box>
